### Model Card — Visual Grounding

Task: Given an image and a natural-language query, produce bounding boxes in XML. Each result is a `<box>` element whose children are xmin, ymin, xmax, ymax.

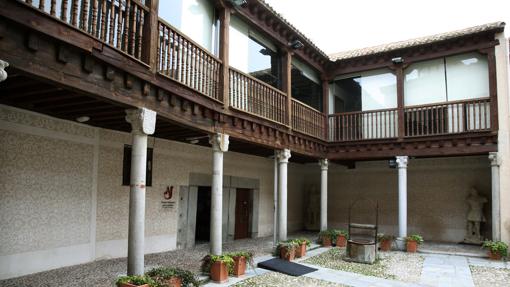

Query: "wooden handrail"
<box><xmin>292</xmin><ymin>98</ymin><xmax>325</xmax><ymax>139</ymax></box>
<box><xmin>403</xmin><ymin>97</ymin><xmax>490</xmax><ymax>109</ymax></box>
<box><xmin>228</xmin><ymin>66</ymin><xmax>286</xmax><ymax>95</ymax></box>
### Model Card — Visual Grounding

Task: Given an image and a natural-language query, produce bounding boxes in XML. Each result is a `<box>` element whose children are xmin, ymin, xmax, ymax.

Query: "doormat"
<box><xmin>257</xmin><ymin>258</ymin><xmax>318</xmax><ymax>276</ymax></box>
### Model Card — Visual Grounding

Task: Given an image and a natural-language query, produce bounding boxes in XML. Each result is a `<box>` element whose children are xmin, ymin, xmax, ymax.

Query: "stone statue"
<box><xmin>305</xmin><ymin>185</ymin><xmax>320</xmax><ymax>230</ymax></box>
<box><xmin>464</xmin><ymin>188</ymin><xmax>487</xmax><ymax>244</ymax></box>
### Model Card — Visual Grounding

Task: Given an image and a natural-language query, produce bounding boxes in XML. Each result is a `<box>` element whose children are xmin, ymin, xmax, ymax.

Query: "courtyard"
<box><xmin>1</xmin><ymin>233</ymin><xmax>508</xmax><ymax>287</ymax></box>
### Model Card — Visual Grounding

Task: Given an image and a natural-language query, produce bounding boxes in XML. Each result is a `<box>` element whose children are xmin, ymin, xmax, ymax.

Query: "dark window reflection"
<box><xmin>291</xmin><ymin>66</ymin><xmax>322</xmax><ymax>111</ymax></box>
<box><xmin>247</xmin><ymin>37</ymin><xmax>280</xmax><ymax>88</ymax></box>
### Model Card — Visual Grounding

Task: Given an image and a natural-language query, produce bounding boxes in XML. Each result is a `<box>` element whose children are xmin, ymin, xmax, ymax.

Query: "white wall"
<box><xmin>0</xmin><ymin>105</ymin><xmax>306</xmax><ymax>279</ymax></box>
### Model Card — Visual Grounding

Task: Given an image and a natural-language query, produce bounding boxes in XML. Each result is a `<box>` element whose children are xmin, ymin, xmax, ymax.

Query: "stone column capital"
<box><xmin>396</xmin><ymin>156</ymin><xmax>408</xmax><ymax>168</ymax></box>
<box><xmin>125</xmin><ymin>108</ymin><xmax>157</xmax><ymax>135</ymax></box>
<box><xmin>319</xmin><ymin>159</ymin><xmax>328</xmax><ymax>170</ymax></box>
<box><xmin>489</xmin><ymin>152</ymin><xmax>501</xmax><ymax>167</ymax></box>
<box><xmin>209</xmin><ymin>133</ymin><xmax>229</xmax><ymax>152</ymax></box>
<box><xmin>0</xmin><ymin>60</ymin><xmax>9</xmax><ymax>82</ymax></box>
<box><xmin>276</xmin><ymin>149</ymin><xmax>291</xmax><ymax>164</ymax></box>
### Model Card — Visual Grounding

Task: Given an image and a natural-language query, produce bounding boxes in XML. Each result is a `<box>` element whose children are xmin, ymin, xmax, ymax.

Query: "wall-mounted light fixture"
<box><xmin>76</xmin><ymin>116</ymin><xmax>90</xmax><ymax>123</ymax></box>
<box><xmin>229</xmin><ymin>0</ymin><xmax>248</xmax><ymax>8</ymax></box>
<box><xmin>388</xmin><ymin>159</ymin><xmax>397</xmax><ymax>169</ymax></box>
<box><xmin>289</xmin><ymin>39</ymin><xmax>304</xmax><ymax>50</ymax></box>
<box><xmin>391</xmin><ymin>57</ymin><xmax>404</xmax><ymax>64</ymax></box>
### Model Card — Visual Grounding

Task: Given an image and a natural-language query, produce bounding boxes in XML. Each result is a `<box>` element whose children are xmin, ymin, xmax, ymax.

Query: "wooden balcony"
<box><xmin>1</xmin><ymin>0</ymin><xmax>500</xmax><ymax>160</ymax></box>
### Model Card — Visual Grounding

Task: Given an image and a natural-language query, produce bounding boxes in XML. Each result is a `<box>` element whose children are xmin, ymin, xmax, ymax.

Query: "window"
<box><xmin>229</xmin><ymin>16</ymin><xmax>280</xmax><ymax>88</ymax></box>
<box><xmin>291</xmin><ymin>58</ymin><xmax>322</xmax><ymax>111</ymax></box>
<box><xmin>159</xmin><ymin>0</ymin><xmax>217</xmax><ymax>53</ymax></box>
<box><xmin>404</xmin><ymin>52</ymin><xmax>489</xmax><ymax>106</ymax></box>
<box><xmin>122</xmin><ymin>145</ymin><xmax>153</xmax><ymax>187</ymax></box>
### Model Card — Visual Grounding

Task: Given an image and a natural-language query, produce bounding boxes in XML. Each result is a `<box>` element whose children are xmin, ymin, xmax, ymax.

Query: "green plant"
<box><xmin>200</xmin><ymin>254</ymin><xmax>235</xmax><ymax>275</ymax></box>
<box><xmin>146</xmin><ymin>267</ymin><xmax>200</xmax><ymax>287</ymax></box>
<box><xmin>274</xmin><ymin>240</ymin><xmax>299</xmax><ymax>257</ymax></box>
<box><xmin>377</xmin><ymin>233</ymin><xmax>395</xmax><ymax>242</ymax></box>
<box><xmin>335</xmin><ymin>229</ymin><xmax>348</xmax><ymax>238</ymax></box>
<box><xmin>318</xmin><ymin>229</ymin><xmax>347</xmax><ymax>242</ymax></box>
<box><xmin>225</xmin><ymin>251</ymin><xmax>255</xmax><ymax>271</ymax></box>
<box><xmin>292</xmin><ymin>238</ymin><xmax>311</xmax><ymax>247</ymax></box>
<box><xmin>482</xmin><ymin>240</ymin><xmax>508</xmax><ymax>257</ymax></box>
<box><xmin>116</xmin><ymin>275</ymin><xmax>156</xmax><ymax>287</ymax></box>
<box><xmin>405</xmin><ymin>234</ymin><xmax>424</xmax><ymax>244</ymax></box>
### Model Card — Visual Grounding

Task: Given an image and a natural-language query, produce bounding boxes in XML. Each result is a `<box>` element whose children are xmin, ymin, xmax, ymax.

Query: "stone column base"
<box><xmin>395</xmin><ymin>237</ymin><xmax>406</xmax><ymax>251</ymax></box>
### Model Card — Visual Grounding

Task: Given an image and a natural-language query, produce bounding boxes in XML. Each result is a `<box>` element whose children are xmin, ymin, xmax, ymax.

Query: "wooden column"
<box><xmin>396</xmin><ymin>66</ymin><xmax>405</xmax><ymax>140</ymax></box>
<box><xmin>219</xmin><ymin>8</ymin><xmax>230</xmax><ymax>108</ymax></box>
<box><xmin>487</xmin><ymin>48</ymin><xmax>499</xmax><ymax>133</ymax></box>
<box><xmin>282</xmin><ymin>49</ymin><xmax>292</xmax><ymax>126</ymax></box>
<box><xmin>322</xmin><ymin>78</ymin><xmax>329</xmax><ymax>139</ymax></box>
<box><xmin>142</xmin><ymin>0</ymin><xmax>159</xmax><ymax>72</ymax></box>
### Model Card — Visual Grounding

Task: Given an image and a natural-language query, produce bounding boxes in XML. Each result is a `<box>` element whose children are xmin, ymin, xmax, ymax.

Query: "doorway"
<box><xmin>195</xmin><ymin>186</ymin><xmax>211</xmax><ymax>243</ymax></box>
<box><xmin>234</xmin><ymin>188</ymin><xmax>252</xmax><ymax>240</ymax></box>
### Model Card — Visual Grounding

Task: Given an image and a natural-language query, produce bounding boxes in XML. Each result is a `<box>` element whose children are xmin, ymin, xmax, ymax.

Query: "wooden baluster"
<box><xmin>50</xmin><ymin>0</ymin><xmax>57</xmax><ymax>16</ymax></box>
<box><xmin>39</xmin><ymin>0</ymin><xmax>45</xmax><ymax>11</ymax></box>
<box><xmin>108</xmin><ymin>0</ymin><xmax>115</xmax><ymax>44</ymax></box>
<box><xmin>82</xmin><ymin>0</ymin><xmax>90</xmax><ymax>31</ymax></box>
<box><xmin>27</xmin><ymin>0</ymin><xmax>33</xmax><ymax>5</ymax></box>
<box><xmin>71</xmin><ymin>0</ymin><xmax>79</xmax><ymax>26</ymax></box>
<box><xmin>129</xmin><ymin>4</ymin><xmax>137</xmax><ymax>55</ymax></box>
<box><xmin>168</xmin><ymin>29</ymin><xmax>174</xmax><ymax>77</ymax></box>
<box><xmin>100</xmin><ymin>0</ymin><xmax>107</xmax><ymax>41</ymax></box>
<box><xmin>92</xmin><ymin>1</ymin><xmax>100</xmax><ymax>36</ymax></box>
<box><xmin>61</xmin><ymin>0</ymin><xmax>69</xmax><ymax>22</ymax></box>
<box><xmin>116</xmin><ymin>1</ymin><xmax>122</xmax><ymax>48</ymax></box>
<box><xmin>123</xmin><ymin>0</ymin><xmax>130</xmax><ymax>50</ymax></box>
<box><xmin>137</xmin><ymin>9</ymin><xmax>144</xmax><ymax>59</ymax></box>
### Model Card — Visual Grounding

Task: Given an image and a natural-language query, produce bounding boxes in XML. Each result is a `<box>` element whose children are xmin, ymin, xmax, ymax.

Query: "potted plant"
<box><xmin>377</xmin><ymin>234</ymin><xmax>395</xmax><ymax>251</ymax></box>
<box><xmin>318</xmin><ymin>229</ymin><xmax>333</xmax><ymax>247</ymax></box>
<box><xmin>405</xmin><ymin>234</ymin><xmax>424</xmax><ymax>253</ymax></box>
<box><xmin>277</xmin><ymin>240</ymin><xmax>299</xmax><ymax>261</ymax></box>
<box><xmin>225</xmin><ymin>251</ymin><xmax>254</xmax><ymax>277</ymax></box>
<box><xmin>335</xmin><ymin>230</ymin><xmax>348</xmax><ymax>248</ymax></box>
<box><xmin>293</xmin><ymin>238</ymin><xmax>311</xmax><ymax>258</ymax></box>
<box><xmin>146</xmin><ymin>267</ymin><xmax>200</xmax><ymax>287</ymax></box>
<box><xmin>482</xmin><ymin>240</ymin><xmax>508</xmax><ymax>260</ymax></box>
<box><xmin>200</xmin><ymin>254</ymin><xmax>234</xmax><ymax>283</ymax></box>
<box><xmin>116</xmin><ymin>275</ymin><xmax>156</xmax><ymax>287</ymax></box>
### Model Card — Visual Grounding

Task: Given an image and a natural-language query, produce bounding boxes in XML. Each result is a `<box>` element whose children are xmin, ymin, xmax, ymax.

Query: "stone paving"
<box><xmin>420</xmin><ymin>254</ymin><xmax>474</xmax><ymax>287</ymax></box>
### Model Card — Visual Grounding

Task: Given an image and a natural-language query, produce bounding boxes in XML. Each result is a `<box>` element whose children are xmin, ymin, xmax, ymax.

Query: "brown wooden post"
<box><xmin>322</xmin><ymin>78</ymin><xmax>329</xmax><ymax>140</ymax></box>
<box><xmin>142</xmin><ymin>0</ymin><xmax>159</xmax><ymax>72</ymax></box>
<box><xmin>396</xmin><ymin>65</ymin><xmax>405</xmax><ymax>140</ymax></box>
<box><xmin>218</xmin><ymin>7</ymin><xmax>230</xmax><ymax>108</ymax></box>
<box><xmin>282</xmin><ymin>49</ymin><xmax>292</xmax><ymax>126</ymax></box>
<box><xmin>487</xmin><ymin>48</ymin><xmax>498</xmax><ymax>133</ymax></box>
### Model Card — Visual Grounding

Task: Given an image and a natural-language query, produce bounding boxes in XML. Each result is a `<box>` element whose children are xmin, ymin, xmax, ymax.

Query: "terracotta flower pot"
<box><xmin>165</xmin><ymin>277</ymin><xmax>182</xmax><ymax>287</ymax></box>
<box><xmin>295</xmin><ymin>243</ymin><xmax>307</xmax><ymax>258</ymax></box>
<box><xmin>210</xmin><ymin>261</ymin><xmax>228</xmax><ymax>283</ymax></box>
<box><xmin>406</xmin><ymin>240</ymin><xmax>418</xmax><ymax>253</ymax></box>
<box><xmin>380</xmin><ymin>239</ymin><xmax>392</xmax><ymax>251</ymax></box>
<box><xmin>336</xmin><ymin>235</ymin><xmax>347</xmax><ymax>248</ymax></box>
<box><xmin>322</xmin><ymin>236</ymin><xmax>332</xmax><ymax>247</ymax></box>
<box><xmin>488</xmin><ymin>250</ymin><xmax>502</xmax><ymax>260</ymax></box>
<box><xmin>232</xmin><ymin>256</ymin><xmax>246</xmax><ymax>277</ymax></box>
<box><xmin>280</xmin><ymin>246</ymin><xmax>295</xmax><ymax>261</ymax></box>
<box><xmin>118</xmin><ymin>283</ymin><xmax>149</xmax><ymax>287</ymax></box>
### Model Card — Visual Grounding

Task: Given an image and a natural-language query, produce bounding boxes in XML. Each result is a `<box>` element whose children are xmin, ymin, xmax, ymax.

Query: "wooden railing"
<box><xmin>157</xmin><ymin>19</ymin><xmax>222</xmax><ymax>101</ymax></box>
<box><xmin>22</xmin><ymin>0</ymin><xmax>149</xmax><ymax>61</ymax></box>
<box><xmin>292</xmin><ymin>99</ymin><xmax>325</xmax><ymax>139</ymax></box>
<box><xmin>328</xmin><ymin>108</ymin><xmax>398</xmax><ymax>142</ymax></box>
<box><xmin>229</xmin><ymin>68</ymin><xmax>288</xmax><ymax>125</ymax></box>
<box><xmin>404</xmin><ymin>98</ymin><xmax>491</xmax><ymax>137</ymax></box>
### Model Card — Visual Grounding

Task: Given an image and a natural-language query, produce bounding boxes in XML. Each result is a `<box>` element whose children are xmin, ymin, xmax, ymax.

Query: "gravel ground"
<box><xmin>303</xmin><ymin>248</ymin><xmax>424</xmax><ymax>283</ymax></box>
<box><xmin>0</xmin><ymin>232</ymin><xmax>317</xmax><ymax>287</ymax></box>
<box><xmin>470</xmin><ymin>265</ymin><xmax>510</xmax><ymax>287</ymax></box>
<box><xmin>232</xmin><ymin>272</ymin><xmax>348</xmax><ymax>287</ymax></box>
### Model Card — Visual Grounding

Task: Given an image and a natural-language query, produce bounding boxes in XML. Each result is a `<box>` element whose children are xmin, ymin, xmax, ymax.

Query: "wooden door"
<box><xmin>234</xmin><ymin>188</ymin><xmax>251</xmax><ymax>240</ymax></box>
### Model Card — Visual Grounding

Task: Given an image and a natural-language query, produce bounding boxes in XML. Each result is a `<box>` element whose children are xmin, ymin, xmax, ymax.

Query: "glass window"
<box><xmin>159</xmin><ymin>0</ymin><xmax>216</xmax><ymax>52</ymax></box>
<box><xmin>229</xmin><ymin>16</ymin><xmax>280</xmax><ymax>88</ymax></box>
<box><xmin>292</xmin><ymin>59</ymin><xmax>322</xmax><ymax>111</ymax></box>
<box><xmin>446</xmin><ymin>53</ymin><xmax>489</xmax><ymax>101</ymax></box>
<box><xmin>404</xmin><ymin>58</ymin><xmax>447</xmax><ymax>106</ymax></box>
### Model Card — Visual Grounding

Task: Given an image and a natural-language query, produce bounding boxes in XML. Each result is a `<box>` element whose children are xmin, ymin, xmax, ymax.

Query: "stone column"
<box><xmin>489</xmin><ymin>152</ymin><xmax>501</xmax><ymax>241</ymax></box>
<box><xmin>0</xmin><ymin>60</ymin><xmax>9</xmax><ymax>82</ymax></box>
<box><xmin>273</xmin><ymin>152</ymin><xmax>279</xmax><ymax>247</ymax></box>
<box><xmin>276</xmin><ymin>149</ymin><xmax>291</xmax><ymax>241</ymax></box>
<box><xmin>125</xmin><ymin>108</ymin><xmax>156</xmax><ymax>276</ymax></box>
<box><xmin>396</xmin><ymin>156</ymin><xmax>408</xmax><ymax>250</ymax></box>
<box><xmin>319</xmin><ymin>159</ymin><xmax>329</xmax><ymax>231</ymax></box>
<box><xmin>209</xmin><ymin>133</ymin><xmax>229</xmax><ymax>255</ymax></box>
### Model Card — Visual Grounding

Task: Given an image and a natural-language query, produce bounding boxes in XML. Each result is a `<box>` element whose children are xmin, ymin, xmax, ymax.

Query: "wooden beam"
<box><xmin>396</xmin><ymin>65</ymin><xmax>405</xmax><ymax>140</ymax></box>
<box><xmin>282</xmin><ymin>49</ymin><xmax>292</xmax><ymax>126</ymax></box>
<box><xmin>218</xmin><ymin>7</ymin><xmax>230</xmax><ymax>109</ymax></box>
<box><xmin>141</xmin><ymin>0</ymin><xmax>159</xmax><ymax>71</ymax></box>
